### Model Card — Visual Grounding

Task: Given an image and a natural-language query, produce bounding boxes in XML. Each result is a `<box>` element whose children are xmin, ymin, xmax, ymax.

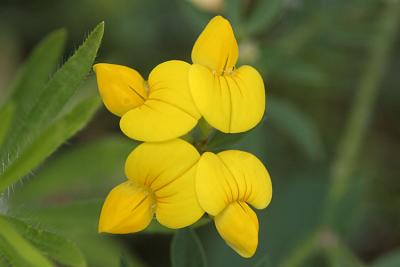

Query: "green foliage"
<box><xmin>0</xmin><ymin>102</ymin><xmax>14</xmax><ymax>149</ymax></box>
<box><xmin>371</xmin><ymin>250</ymin><xmax>400</xmax><ymax>267</ymax></box>
<box><xmin>268</xmin><ymin>97</ymin><xmax>324</xmax><ymax>161</ymax></box>
<box><xmin>0</xmin><ymin>96</ymin><xmax>100</xmax><ymax>192</ymax></box>
<box><xmin>0</xmin><ymin>22</ymin><xmax>104</xmax><ymax>267</ymax></box>
<box><xmin>0</xmin><ymin>22</ymin><xmax>104</xmax><ymax>192</ymax></box>
<box><xmin>254</xmin><ymin>256</ymin><xmax>272</xmax><ymax>267</ymax></box>
<box><xmin>10</xmin><ymin>136</ymin><xmax>135</xmax><ymax>206</ymax></box>
<box><xmin>0</xmin><ymin>215</ymin><xmax>53</xmax><ymax>267</ymax></box>
<box><xmin>244</xmin><ymin>0</ymin><xmax>284</xmax><ymax>36</ymax></box>
<box><xmin>171</xmin><ymin>229</ymin><xmax>208</xmax><ymax>267</ymax></box>
<box><xmin>206</xmin><ymin>131</ymin><xmax>247</xmax><ymax>152</ymax></box>
<box><xmin>1</xmin><ymin>0</ymin><xmax>399</xmax><ymax>266</ymax></box>
<box><xmin>3</xmin><ymin>215</ymin><xmax>86</xmax><ymax>267</ymax></box>
<box><xmin>8</xmin><ymin>29</ymin><xmax>66</xmax><ymax>125</ymax></box>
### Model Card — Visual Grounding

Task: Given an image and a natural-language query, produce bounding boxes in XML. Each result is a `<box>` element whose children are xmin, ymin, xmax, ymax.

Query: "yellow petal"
<box><xmin>195</xmin><ymin>150</ymin><xmax>272</xmax><ymax>215</ymax></box>
<box><xmin>195</xmin><ymin>152</ymin><xmax>238</xmax><ymax>216</ymax></box>
<box><xmin>155</xmin><ymin>166</ymin><xmax>204</xmax><ymax>228</ymax></box>
<box><xmin>189</xmin><ymin>64</ymin><xmax>265</xmax><ymax>133</ymax></box>
<box><xmin>124</xmin><ymin>139</ymin><xmax>204</xmax><ymax>228</ymax></box>
<box><xmin>120</xmin><ymin>61</ymin><xmax>200</xmax><ymax>142</ymax></box>
<box><xmin>98</xmin><ymin>181</ymin><xmax>154</xmax><ymax>234</ymax></box>
<box><xmin>192</xmin><ymin>16</ymin><xmax>238</xmax><ymax>73</ymax></box>
<box><xmin>148</xmin><ymin>60</ymin><xmax>200</xmax><ymax>119</ymax></box>
<box><xmin>93</xmin><ymin>63</ymin><xmax>147</xmax><ymax>116</ymax></box>
<box><xmin>215</xmin><ymin>201</ymin><xmax>259</xmax><ymax>258</ymax></box>
<box><xmin>218</xmin><ymin>150</ymin><xmax>272</xmax><ymax>209</ymax></box>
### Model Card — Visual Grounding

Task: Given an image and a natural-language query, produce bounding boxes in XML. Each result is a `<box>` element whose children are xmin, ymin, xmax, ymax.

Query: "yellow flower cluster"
<box><xmin>95</xmin><ymin>16</ymin><xmax>272</xmax><ymax>258</ymax></box>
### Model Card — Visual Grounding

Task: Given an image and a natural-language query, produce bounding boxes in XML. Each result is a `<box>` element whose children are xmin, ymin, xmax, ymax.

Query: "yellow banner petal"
<box><xmin>93</xmin><ymin>63</ymin><xmax>147</xmax><ymax>116</ymax></box>
<box><xmin>189</xmin><ymin>64</ymin><xmax>265</xmax><ymax>133</ymax></box>
<box><xmin>192</xmin><ymin>16</ymin><xmax>238</xmax><ymax>73</ymax></box>
<box><xmin>124</xmin><ymin>139</ymin><xmax>204</xmax><ymax>228</ymax></box>
<box><xmin>98</xmin><ymin>181</ymin><xmax>154</xmax><ymax>234</ymax></box>
<box><xmin>215</xmin><ymin>201</ymin><xmax>259</xmax><ymax>258</ymax></box>
<box><xmin>218</xmin><ymin>150</ymin><xmax>272</xmax><ymax>209</ymax></box>
<box><xmin>195</xmin><ymin>150</ymin><xmax>272</xmax><ymax>215</ymax></box>
<box><xmin>120</xmin><ymin>61</ymin><xmax>200</xmax><ymax>142</ymax></box>
<box><xmin>155</xmin><ymin>166</ymin><xmax>204</xmax><ymax>228</ymax></box>
<box><xmin>195</xmin><ymin>152</ymin><xmax>238</xmax><ymax>216</ymax></box>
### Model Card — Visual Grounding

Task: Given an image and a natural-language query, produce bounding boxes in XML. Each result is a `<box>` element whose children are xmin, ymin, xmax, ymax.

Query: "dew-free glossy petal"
<box><xmin>189</xmin><ymin>64</ymin><xmax>265</xmax><ymax>133</ymax></box>
<box><xmin>215</xmin><ymin>201</ymin><xmax>259</xmax><ymax>258</ymax></box>
<box><xmin>125</xmin><ymin>139</ymin><xmax>200</xmax><ymax>188</ymax></box>
<box><xmin>93</xmin><ymin>63</ymin><xmax>147</xmax><ymax>116</ymax></box>
<box><xmin>192</xmin><ymin>16</ymin><xmax>238</xmax><ymax>72</ymax></box>
<box><xmin>195</xmin><ymin>150</ymin><xmax>271</xmax><ymax>214</ymax></box>
<box><xmin>195</xmin><ymin>152</ymin><xmax>239</xmax><ymax>215</ymax></box>
<box><xmin>120</xmin><ymin>61</ymin><xmax>200</xmax><ymax>142</ymax></box>
<box><xmin>148</xmin><ymin>60</ymin><xmax>200</xmax><ymax>119</ymax></box>
<box><xmin>98</xmin><ymin>181</ymin><xmax>154</xmax><ymax>234</ymax></box>
<box><xmin>218</xmin><ymin>150</ymin><xmax>272</xmax><ymax>209</ymax></box>
<box><xmin>124</xmin><ymin>139</ymin><xmax>203</xmax><ymax>228</ymax></box>
<box><xmin>155</xmin><ymin>166</ymin><xmax>204</xmax><ymax>228</ymax></box>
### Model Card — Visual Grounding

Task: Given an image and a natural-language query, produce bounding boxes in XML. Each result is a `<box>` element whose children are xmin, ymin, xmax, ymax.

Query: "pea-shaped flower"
<box><xmin>195</xmin><ymin>150</ymin><xmax>272</xmax><ymax>257</ymax></box>
<box><xmin>94</xmin><ymin>60</ymin><xmax>201</xmax><ymax>142</ymax></box>
<box><xmin>99</xmin><ymin>139</ymin><xmax>204</xmax><ymax>233</ymax></box>
<box><xmin>189</xmin><ymin>16</ymin><xmax>266</xmax><ymax>133</ymax></box>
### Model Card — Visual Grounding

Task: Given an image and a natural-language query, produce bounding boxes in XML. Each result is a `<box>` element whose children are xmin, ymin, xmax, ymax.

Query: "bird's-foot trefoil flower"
<box><xmin>99</xmin><ymin>139</ymin><xmax>204</xmax><ymax>233</ymax></box>
<box><xmin>93</xmin><ymin>60</ymin><xmax>201</xmax><ymax>142</ymax></box>
<box><xmin>189</xmin><ymin>16</ymin><xmax>266</xmax><ymax>134</ymax></box>
<box><xmin>195</xmin><ymin>150</ymin><xmax>272</xmax><ymax>257</ymax></box>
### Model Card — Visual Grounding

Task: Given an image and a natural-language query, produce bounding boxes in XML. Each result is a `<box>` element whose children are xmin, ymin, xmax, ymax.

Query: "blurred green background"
<box><xmin>0</xmin><ymin>0</ymin><xmax>399</xmax><ymax>266</ymax></box>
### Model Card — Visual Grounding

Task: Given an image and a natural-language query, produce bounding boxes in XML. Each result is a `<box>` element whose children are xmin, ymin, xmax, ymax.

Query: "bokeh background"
<box><xmin>0</xmin><ymin>0</ymin><xmax>399</xmax><ymax>266</ymax></box>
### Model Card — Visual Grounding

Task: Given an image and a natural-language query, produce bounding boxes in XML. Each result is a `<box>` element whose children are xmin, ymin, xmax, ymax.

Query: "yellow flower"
<box><xmin>93</xmin><ymin>60</ymin><xmax>201</xmax><ymax>142</ymax></box>
<box><xmin>99</xmin><ymin>139</ymin><xmax>204</xmax><ymax>233</ymax></box>
<box><xmin>189</xmin><ymin>16</ymin><xmax>266</xmax><ymax>133</ymax></box>
<box><xmin>195</xmin><ymin>150</ymin><xmax>272</xmax><ymax>257</ymax></box>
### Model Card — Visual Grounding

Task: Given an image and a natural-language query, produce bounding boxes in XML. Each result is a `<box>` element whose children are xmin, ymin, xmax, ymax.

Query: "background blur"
<box><xmin>0</xmin><ymin>0</ymin><xmax>399</xmax><ymax>266</ymax></box>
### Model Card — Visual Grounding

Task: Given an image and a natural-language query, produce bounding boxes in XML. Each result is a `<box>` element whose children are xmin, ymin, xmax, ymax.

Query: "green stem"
<box><xmin>278</xmin><ymin>231</ymin><xmax>320</xmax><ymax>267</ymax></box>
<box><xmin>277</xmin><ymin>2</ymin><xmax>400</xmax><ymax>266</ymax></box>
<box><xmin>325</xmin><ymin>0</ymin><xmax>400</xmax><ymax>222</ymax></box>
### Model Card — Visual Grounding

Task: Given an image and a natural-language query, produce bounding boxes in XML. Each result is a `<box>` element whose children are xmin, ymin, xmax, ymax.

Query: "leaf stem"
<box><xmin>277</xmin><ymin>1</ymin><xmax>400</xmax><ymax>266</ymax></box>
<box><xmin>324</xmin><ymin>0</ymin><xmax>400</xmax><ymax>223</ymax></box>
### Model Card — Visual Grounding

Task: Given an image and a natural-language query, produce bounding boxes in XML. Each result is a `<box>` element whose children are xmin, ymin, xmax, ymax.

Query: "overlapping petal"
<box><xmin>189</xmin><ymin>64</ymin><xmax>265</xmax><ymax>133</ymax></box>
<box><xmin>124</xmin><ymin>139</ymin><xmax>204</xmax><ymax>228</ymax></box>
<box><xmin>93</xmin><ymin>63</ymin><xmax>147</xmax><ymax>116</ymax></box>
<box><xmin>215</xmin><ymin>201</ymin><xmax>259</xmax><ymax>258</ymax></box>
<box><xmin>191</xmin><ymin>15</ymin><xmax>238</xmax><ymax>73</ymax></box>
<box><xmin>195</xmin><ymin>150</ymin><xmax>272</xmax><ymax>214</ymax></box>
<box><xmin>94</xmin><ymin>60</ymin><xmax>200</xmax><ymax>142</ymax></box>
<box><xmin>120</xmin><ymin>60</ymin><xmax>200</xmax><ymax>142</ymax></box>
<box><xmin>195</xmin><ymin>149</ymin><xmax>271</xmax><ymax>257</ymax></box>
<box><xmin>98</xmin><ymin>181</ymin><xmax>154</xmax><ymax>234</ymax></box>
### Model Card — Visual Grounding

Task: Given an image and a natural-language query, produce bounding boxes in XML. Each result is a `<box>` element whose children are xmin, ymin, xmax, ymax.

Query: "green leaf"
<box><xmin>254</xmin><ymin>255</ymin><xmax>272</xmax><ymax>267</ymax></box>
<box><xmin>0</xmin><ymin>102</ymin><xmax>15</xmax><ymax>149</ymax></box>
<box><xmin>1</xmin><ymin>22</ymin><xmax>104</xmax><ymax>171</ymax></box>
<box><xmin>171</xmin><ymin>228</ymin><xmax>207</xmax><ymax>267</ymax></box>
<box><xmin>16</xmin><ymin>200</ymin><xmax>102</xmax><ymax>236</ymax></box>
<box><xmin>0</xmin><ymin>215</ymin><xmax>53</xmax><ymax>267</ymax></box>
<box><xmin>371</xmin><ymin>249</ymin><xmax>400</xmax><ymax>267</ymax></box>
<box><xmin>244</xmin><ymin>0</ymin><xmax>284</xmax><ymax>36</ymax></box>
<box><xmin>8</xmin><ymin>29</ymin><xmax>66</xmax><ymax>124</ymax></box>
<box><xmin>2</xmin><ymin>215</ymin><xmax>86</xmax><ymax>267</ymax></box>
<box><xmin>323</xmin><ymin>233</ymin><xmax>365</xmax><ymax>267</ymax></box>
<box><xmin>0</xmin><ymin>95</ymin><xmax>100</xmax><ymax>192</ymax></box>
<box><xmin>11</xmin><ymin>201</ymin><xmax>143</xmax><ymax>267</ymax></box>
<box><xmin>269</xmin><ymin>97</ymin><xmax>324</xmax><ymax>161</ymax></box>
<box><xmin>10</xmin><ymin>136</ymin><xmax>135</xmax><ymax>206</ymax></box>
<box><xmin>205</xmin><ymin>130</ymin><xmax>247</xmax><ymax>152</ymax></box>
